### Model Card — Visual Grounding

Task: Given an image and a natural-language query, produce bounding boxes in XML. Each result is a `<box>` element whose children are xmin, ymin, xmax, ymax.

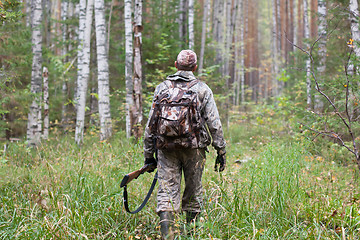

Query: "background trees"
<box><xmin>0</xmin><ymin>0</ymin><xmax>358</xmax><ymax>154</ymax></box>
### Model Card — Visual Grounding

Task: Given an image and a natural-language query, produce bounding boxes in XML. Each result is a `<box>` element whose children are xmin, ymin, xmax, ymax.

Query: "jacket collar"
<box><xmin>167</xmin><ymin>71</ymin><xmax>196</xmax><ymax>81</ymax></box>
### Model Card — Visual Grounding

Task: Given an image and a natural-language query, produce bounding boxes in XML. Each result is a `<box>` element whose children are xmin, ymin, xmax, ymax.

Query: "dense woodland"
<box><xmin>1</xmin><ymin>0</ymin><xmax>360</xmax><ymax>238</ymax></box>
<box><xmin>1</xmin><ymin>0</ymin><xmax>358</xmax><ymax>146</ymax></box>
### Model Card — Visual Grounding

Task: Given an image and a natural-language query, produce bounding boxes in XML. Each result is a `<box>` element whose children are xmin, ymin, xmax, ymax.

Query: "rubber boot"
<box><xmin>159</xmin><ymin>211</ymin><xmax>174</xmax><ymax>240</ymax></box>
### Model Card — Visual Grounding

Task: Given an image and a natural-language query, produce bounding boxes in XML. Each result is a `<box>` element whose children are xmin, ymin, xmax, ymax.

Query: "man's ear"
<box><xmin>192</xmin><ymin>65</ymin><xmax>198</xmax><ymax>72</ymax></box>
<box><xmin>175</xmin><ymin>61</ymin><xmax>178</xmax><ymax>69</ymax></box>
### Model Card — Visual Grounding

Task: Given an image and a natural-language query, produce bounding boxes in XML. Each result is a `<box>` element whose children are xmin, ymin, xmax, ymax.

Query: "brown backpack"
<box><xmin>149</xmin><ymin>79</ymin><xmax>203</xmax><ymax>149</ymax></box>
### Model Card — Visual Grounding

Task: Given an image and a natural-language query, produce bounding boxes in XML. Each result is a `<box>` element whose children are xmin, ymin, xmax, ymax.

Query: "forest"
<box><xmin>1</xmin><ymin>0</ymin><xmax>360</xmax><ymax>238</ymax></box>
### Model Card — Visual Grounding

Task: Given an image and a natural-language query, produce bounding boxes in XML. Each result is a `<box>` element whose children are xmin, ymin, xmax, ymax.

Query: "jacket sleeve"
<box><xmin>202</xmin><ymin>86</ymin><xmax>226</xmax><ymax>154</ymax></box>
<box><xmin>143</xmin><ymin>84</ymin><xmax>162</xmax><ymax>158</ymax></box>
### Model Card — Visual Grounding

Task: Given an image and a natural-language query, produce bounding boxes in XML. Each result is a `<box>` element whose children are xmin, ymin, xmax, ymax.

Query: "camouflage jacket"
<box><xmin>144</xmin><ymin>71</ymin><xmax>226</xmax><ymax>158</ymax></box>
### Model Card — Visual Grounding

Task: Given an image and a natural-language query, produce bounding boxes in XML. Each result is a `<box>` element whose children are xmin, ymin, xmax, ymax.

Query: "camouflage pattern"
<box><xmin>149</xmin><ymin>79</ymin><xmax>203</xmax><ymax>150</ymax></box>
<box><xmin>144</xmin><ymin>70</ymin><xmax>226</xmax><ymax>158</ymax></box>
<box><xmin>176</xmin><ymin>50</ymin><xmax>197</xmax><ymax>68</ymax></box>
<box><xmin>156</xmin><ymin>148</ymin><xmax>206</xmax><ymax>213</ymax></box>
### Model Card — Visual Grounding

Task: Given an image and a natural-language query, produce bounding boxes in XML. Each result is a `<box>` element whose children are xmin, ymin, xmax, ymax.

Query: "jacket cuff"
<box><xmin>217</xmin><ymin>148</ymin><xmax>226</xmax><ymax>156</ymax></box>
<box><xmin>144</xmin><ymin>152</ymin><xmax>155</xmax><ymax>159</ymax></box>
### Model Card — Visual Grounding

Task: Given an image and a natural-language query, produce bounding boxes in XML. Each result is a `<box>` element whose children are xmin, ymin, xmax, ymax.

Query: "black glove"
<box><xmin>145</xmin><ymin>157</ymin><xmax>157</xmax><ymax>173</ymax></box>
<box><xmin>214</xmin><ymin>152</ymin><xmax>226</xmax><ymax>172</ymax></box>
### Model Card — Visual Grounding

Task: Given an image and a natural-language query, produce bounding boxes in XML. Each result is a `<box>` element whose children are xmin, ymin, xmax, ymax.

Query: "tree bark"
<box><xmin>271</xmin><ymin>0</ymin><xmax>279</xmax><ymax>97</ymax></box>
<box><xmin>132</xmin><ymin>0</ymin><xmax>143</xmax><ymax>140</ymax></box>
<box><xmin>198</xmin><ymin>0</ymin><xmax>209</xmax><ymax>74</ymax></box>
<box><xmin>314</xmin><ymin>0</ymin><xmax>326</xmax><ymax>113</ymax></box>
<box><xmin>75</xmin><ymin>0</ymin><xmax>94</xmax><ymax>145</ymax></box>
<box><xmin>27</xmin><ymin>0</ymin><xmax>43</xmax><ymax>147</ymax></box>
<box><xmin>95</xmin><ymin>0</ymin><xmax>112</xmax><ymax>140</ymax></box>
<box><xmin>76</xmin><ymin>0</ymin><xmax>87</xmax><ymax>111</ymax></box>
<box><xmin>304</xmin><ymin>0</ymin><xmax>312</xmax><ymax>110</ymax></box>
<box><xmin>188</xmin><ymin>0</ymin><xmax>194</xmax><ymax>49</ymax></box>
<box><xmin>43</xmin><ymin>67</ymin><xmax>49</xmax><ymax>140</ymax></box>
<box><xmin>124</xmin><ymin>0</ymin><xmax>133</xmax><ymax>138</ymax></box>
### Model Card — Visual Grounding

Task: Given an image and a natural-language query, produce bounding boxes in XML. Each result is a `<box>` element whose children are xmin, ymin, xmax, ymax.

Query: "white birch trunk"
<box><xmin>271</xmin><ymin>0</ymin><xmax>279</xmax><ymax>97</ymax></box>
<box><xmin>61</xmin><ymin>0</ymin><xmax>69</xmax><ymax>125</ymax></box>
<box><xmin>188</xmin><ymin>0</ymin><xmax>194</xmax><ymax>50</ymax></box>
<box><xmin>240</xmin><ymin>0</ymin><xmax>245</xmax><ymax>104</ymax></box>
<box><xmin>132</xmin><ymin>0</ymin><xmax>143</xmax><ymax>139</ymax></box>
<box><xmin>178</xmin><ymin>0</ymin><xmax>185</xmax><ymax>45</ymax></box>
<box><xmin>349</xmin><ymin>0</ymin><xmax>360</xmax><ymax>119</ymax></box>
<box><xmin>75</xmin><ymin>0</ymin><xmax>94</xmax><ymax>145</ymax></box>
<box><xmin>124</xmin><ymin>0</ymin><xmax>133</xmax><ymax>138</ymax></box>
<box><xmin>198</xmin><ymin>0</ymin><xmax>209</xmax><ymax>74</ymax></box>
<box><xmin>27</xmin><ymin>0</ymin><xmax>43</xmax><ymax>147</ymax></box>
<box><xmin>304</xmin><ymin>0</ymin><xmax>312</xmax><ymax>109</ymax></box>
<box><xmin>350</xmin><ymin>0</ymin><xmax>360</xmax><ymax>66</ymax></box>
<box><xmin>76</xmin><ymin>0</ymin><xmax>87</xmax><ymax>110</ymax></box>
<box><xmin>95</xmin><ymin>0</ymin><xmax>112</xmax><ymax>140</ymax></box>
<box><xmin>43</xmin><ymin>67</ymin><xmax>49</xmax><ymax>140</ymax></box>
<box><xmin>224</xmin><ymin>0</ymin><xmax>232</xmax><ymax>83</ymax></box>
<box><xmin>314</xmin><ymin>0</ymin><xmax>326</xmax><ymax>113</ymax></box>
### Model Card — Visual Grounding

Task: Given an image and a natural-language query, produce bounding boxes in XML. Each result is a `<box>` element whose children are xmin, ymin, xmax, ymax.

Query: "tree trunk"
<box><xmin>94</xmin><ymin>0</ymin><xmax>112</xmax><ymax>141</ymax></box>
<box><xmin>132</xmin><ymin>0</ymin><xmax>143</xmax><ymax>140</ymax></box>
<box><xmin>304</xmin><ymin>0</ymin><xmax>312</xmax><ymax>110</ymax></box>
<box><xmin>43</xmin><ymin>67</ymin><xmax>49</xmax><ymax>140</ymax></box>
<box><xmin>349</xmin><ymin>0</ymin><xmax>360</xmax><ymax>120</ymax></box>
<box><xmin>178</xmin><ymin>0</ymin><xmax>185</xmax><ymax>46</ymax></box>
<box><xmin>61</xmin><ymin>0</ymin><xmax>69</xmax><ymax>128</ymax></box>
<box><xmin>27</xmin><ymin>0</ymin><xmax>43</xmax><ymax>147</ymax></box>
<box><xmin>124</xmin><ymin>0</ymin><xmax>133</xmax><ymax>138</ymax></box>
<box><xmin>75</xmin><ymin>0</ymin><xmax>94</xmax><ymax>145</ymax></box>
<box><xmin>188</xmin><ymin>0</ymin><xmax>194</xmax><ymax>49</ymax></box>
<box><xmin>76</xmin><ymin>0</ymin><xmax>87</xmax><ymax>111</ymax></box>
<box><xmin>314</xmin><ymin>0</ymin><xmax>326</xmax><ymax>113</ymax></box>
<box><xmin>198</xmin><ymin>0</ymin><xmax>209</xmax><ymax>74</ymax></box>
<box><xmin>271</xmin><ymin>0</ymin><xmax>279</xmax><ymax>97</ymax></box>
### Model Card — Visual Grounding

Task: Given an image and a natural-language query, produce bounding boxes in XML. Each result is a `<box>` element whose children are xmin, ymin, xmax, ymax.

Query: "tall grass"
<box><xmin>1</xmin><ymin>127</ymin><xmax>360</xmax><ymax>239</ymax></box>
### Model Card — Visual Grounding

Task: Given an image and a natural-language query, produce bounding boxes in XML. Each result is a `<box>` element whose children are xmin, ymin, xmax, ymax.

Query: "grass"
<box><xmin>1</xmin><ymin>123</ymin><xmax>360</xmax><ymax>239</ymax></box>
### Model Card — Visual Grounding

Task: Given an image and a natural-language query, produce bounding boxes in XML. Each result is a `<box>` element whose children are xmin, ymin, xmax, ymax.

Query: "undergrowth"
<box><xmin>0</xmin><ymin>122</ymin><xmax>360</xmax><ymax>239</ymax></box>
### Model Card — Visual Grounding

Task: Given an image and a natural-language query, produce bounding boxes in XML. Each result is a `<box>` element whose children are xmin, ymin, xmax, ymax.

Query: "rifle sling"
<box><xmin>123</xmin><ymin>171</ymin><xmax>158</xmax><ymax>214</ymax></box>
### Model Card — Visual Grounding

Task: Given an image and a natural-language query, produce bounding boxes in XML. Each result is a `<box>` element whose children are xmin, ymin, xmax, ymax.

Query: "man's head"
<box><xmin>175</xmin><ymin>50</ymin><xmax>197</xmax><ymax>72</ymax></box>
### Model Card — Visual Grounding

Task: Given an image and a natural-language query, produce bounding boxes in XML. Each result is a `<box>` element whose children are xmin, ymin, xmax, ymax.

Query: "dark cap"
<box><xmin>176</xmin><ymin>50</ymin><xmax>197</xmax><ymax>68</ymax></box>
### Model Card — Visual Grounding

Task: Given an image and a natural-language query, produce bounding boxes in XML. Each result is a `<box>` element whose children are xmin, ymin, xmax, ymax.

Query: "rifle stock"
<box><xmin>120</xmin><ymin>163</ymin><xmax>156</xmax><ymax>188</ymax></box>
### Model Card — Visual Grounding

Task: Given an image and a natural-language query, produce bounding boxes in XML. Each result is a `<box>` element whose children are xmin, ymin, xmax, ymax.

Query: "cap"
<box><xmin>176</xmin><ymin>50</ymin><xmax>197</xmax><ymax>68</ymax></box>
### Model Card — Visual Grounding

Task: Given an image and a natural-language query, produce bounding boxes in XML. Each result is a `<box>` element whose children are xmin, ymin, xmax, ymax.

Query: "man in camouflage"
<box><xmin>143</xmin><ymin>50</ymin><xmax>226</xmax><ymax>239</ymax></box>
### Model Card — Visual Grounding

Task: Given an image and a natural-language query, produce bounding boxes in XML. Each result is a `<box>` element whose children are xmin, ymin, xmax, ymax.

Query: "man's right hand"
<box><xmin>145</xmin><ymin>157</ymin><xmax>157</xmax><ymax>172</ymax></box>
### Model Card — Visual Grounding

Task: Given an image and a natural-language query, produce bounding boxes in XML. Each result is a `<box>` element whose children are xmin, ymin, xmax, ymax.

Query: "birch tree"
<box><xmin>43</xmin><ymin>67</ymin><xmax>49</xmax><ymax>140</ymax></box>
<box><xmin>27</xmin><ymin>0</ymin><xmax>43</xmax><ymax>146</ymax></box>
<box><xmin>271</xmin><ymin>0</ymin><xmax>279</xmax><ymax>97</ymax></box>
<box><xmin>349</xmin><ymin>0</ymin><xmax>360</xmax><ymax>119</ymax></box>
<box><xmin>95</xmin><ymin>0</ymin><xmax>112</xmax><ymax>140</ymax></box>
<box><xmin>188</xmin><ymin>0</ymin><xmax>194</xmax><ymax>49</ymax></box>
<box><xmin>314</xmin><ymin>0</ymin><xmax>326</xmax><ymax>113</ymax></box>
<box><xmin>76</xmin><ymin>0</ymin><xmax>87</xmax><ymax>110</ymax></box>
<box><xmin>349</xmin><ymin>0</ymin><xmax>360</xmax><ymax>66</ymax></box>
<box><xmin>124</xmin><ymin>0</ymin><xmax>133</xmax><ymax>138</ymax></box>
<box><xmin>75</xmin><ymin>0</ymin><xmax>94</xmax><ymax>145</ymax></box>
<box><xmin>304</xmin><ymin>0</ymin><xmax>311</xmax><ymax>110</ymax></box>
<box><xmin>198</xmin><ymin>0</ymin><xmax>209</xmax><ymax>74</ymax></box>
<box><xmin>132</xmin><ymin>0</ymin><xmax>143</xmax><ymax>140</ymax></box>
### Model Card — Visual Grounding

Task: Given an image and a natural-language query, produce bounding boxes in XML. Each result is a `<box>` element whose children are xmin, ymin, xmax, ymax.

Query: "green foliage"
<box><xmin>1</xmin><ymin>120</ymin><xmax>360</xmax><ymax>238</ymax></box>
<box><xmin>0</xmin><ymin>0</ymin><xmax>22</xmax><ymax>23</ymax></box>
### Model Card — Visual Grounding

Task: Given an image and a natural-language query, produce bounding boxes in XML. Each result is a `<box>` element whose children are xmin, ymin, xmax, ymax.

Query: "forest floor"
<box><xmin>1</xmin><ymin>114</ymin><xmax>360</xmax><ymax>239</ymax></box>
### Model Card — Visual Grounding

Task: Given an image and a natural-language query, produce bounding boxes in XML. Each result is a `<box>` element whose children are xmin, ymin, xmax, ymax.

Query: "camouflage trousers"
<box><xmin>156</xmin><ymin>148</ymin><xmax>206</xmax><ymax>213</ymax></box>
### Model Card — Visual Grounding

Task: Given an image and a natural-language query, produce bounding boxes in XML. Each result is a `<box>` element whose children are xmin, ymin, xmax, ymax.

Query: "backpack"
<box><xmin>149</xmin><ymin>79</ymin><xmax>203</xmax><ymax>149</ymax></box>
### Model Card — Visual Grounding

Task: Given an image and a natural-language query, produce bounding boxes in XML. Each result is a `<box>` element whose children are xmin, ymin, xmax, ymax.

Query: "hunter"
<box><xmin>143</xmin><ymin>49</ymin><xmax>226</xmax><ymax>239</ymax></box>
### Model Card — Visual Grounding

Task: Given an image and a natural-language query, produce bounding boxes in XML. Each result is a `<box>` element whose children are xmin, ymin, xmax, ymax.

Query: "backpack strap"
<box><xmin>187</xmin><ymin>79</ymin><xmax>199</xmax><ymax>89</ymax></box>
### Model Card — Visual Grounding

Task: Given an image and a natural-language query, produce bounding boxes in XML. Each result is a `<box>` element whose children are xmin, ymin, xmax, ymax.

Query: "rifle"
<box><xmin>120</xmin><ymin>163</ymin><xmax>157</xmax><ymax>188</ymax></box>
<box><xmin>120</xmin><ymin>162</ymin><xmax>158</xmax><ymax>214</ymax></box>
